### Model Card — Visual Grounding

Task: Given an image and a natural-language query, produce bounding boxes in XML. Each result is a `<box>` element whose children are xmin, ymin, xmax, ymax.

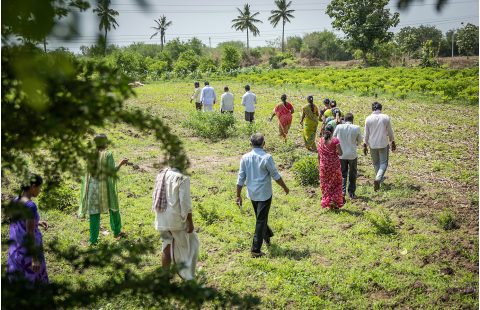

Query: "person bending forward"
<box><xmin>236</xmin><ymin>133</ymin><xmax>289</xmax><ymax>258</ymax></box>
<box><xmin>153</xmin><ymin>166</ymin><xmax>199</xmax><ymax>280</ymax></box>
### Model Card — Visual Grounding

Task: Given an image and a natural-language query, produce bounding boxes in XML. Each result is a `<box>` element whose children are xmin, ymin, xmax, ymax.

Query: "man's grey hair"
<box><xmin>250</xmin><ymin>133</ymin><xmax>265</xmax><ymax>147</ymax></box>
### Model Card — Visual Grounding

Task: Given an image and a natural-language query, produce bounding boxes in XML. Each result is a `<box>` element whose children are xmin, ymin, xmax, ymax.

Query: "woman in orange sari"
<box><xmin>269</xmin><ymin>94</ymin><xmax>294</xmax><ymax>141</ymax></box>
<box><xmin>318</xmin><ymin>124</ymin><xmax>344</xmax><ymax>210</ymax></box>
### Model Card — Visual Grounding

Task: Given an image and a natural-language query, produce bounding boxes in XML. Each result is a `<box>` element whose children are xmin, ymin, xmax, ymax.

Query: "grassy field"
<box><xmin>2</xmin><ymin>78</ymin><xmax>479</xmax><ymax>309</ymax></box>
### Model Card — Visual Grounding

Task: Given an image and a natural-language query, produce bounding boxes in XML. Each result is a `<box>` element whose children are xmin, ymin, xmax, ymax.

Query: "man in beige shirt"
<box><xmin>220</xmin><ymin>86</ymin><xmax>234</xmax><ymax>113</ymax></box>
<box><xmin>190</xmin><ymin>81</ymin><xmax>202</xmax><ymax>110</ymax></box>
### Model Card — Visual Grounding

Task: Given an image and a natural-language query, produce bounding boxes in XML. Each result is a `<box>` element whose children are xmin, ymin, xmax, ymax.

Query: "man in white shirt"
<box><xmin>190</xmin><ymin>81</ymin><xmax>202</xmax><ymax>110</ymax></box>
<box><xmin>363</xmin><ymin>102</ymin><xmax>396</xmax><ymax>192</ymax></box>
<box><xmin>241</xmin><ymin>85</ymin><xmax>257</xmax><ymax>122</ymax></box>
<box><xmin>152</xmin><ymin>167</ymin><xmax>199</xmax><ymax>280</ymax></box>
<box><xmin>333</xmin><ymin>113</ymin><xmax>363</xmax><ymax>199</ymax></box>
<box><xmin>200</xmin><ymin>81</ymin><xmax>216</xmax><ymax>112</ymax></box>
<box><xmin>220</xmin><ymin>86</ymin><xmax>234</xmax><ymax>113</ymax></box>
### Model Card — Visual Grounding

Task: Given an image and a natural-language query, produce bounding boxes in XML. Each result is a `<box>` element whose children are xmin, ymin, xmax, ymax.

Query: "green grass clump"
<box><xmin>292</xmin><ymin>156</ymin><xmax>319</xmax><ymax>186</ymax></box>
<box><xmin>38</xmin><ymin>182</ymin><xmax>77</xmax><ymax>211</ymax></box>
<box><xmin>365</xmin><ymin>207</ymin><xmax>397</xmax><ymax>234</ymax></box>
<box><xmin>437</xmin><ymin>208</ymin><xmax>458</xmax><ymax>230</ymax></box>
<box><xmin>197</xmin><ymin>203</ymin><xmax>220</xmax><ymax>225</ymax></box>
<box><xmin>182</xmin><ymin>111</ymin><xmax>235</xmax><ymax>140</ymax></box>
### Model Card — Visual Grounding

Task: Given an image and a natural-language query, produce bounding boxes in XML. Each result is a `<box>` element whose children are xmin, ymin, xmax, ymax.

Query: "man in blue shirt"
<box><xmin>236</xmin><ymin>133</ymin><xmax>290</xmax><ymax>258</ymax></box>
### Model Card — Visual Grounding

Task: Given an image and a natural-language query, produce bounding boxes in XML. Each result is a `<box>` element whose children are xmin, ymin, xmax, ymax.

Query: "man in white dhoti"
<box><xmin>152</xmin><ymin>167</ymin><xmax>200</xmax><ymax>280</ymax></box>
<box><xmin>200</xmin><ymin>81</ymin><xmax>216</xmax><ymax>112</ymax></box>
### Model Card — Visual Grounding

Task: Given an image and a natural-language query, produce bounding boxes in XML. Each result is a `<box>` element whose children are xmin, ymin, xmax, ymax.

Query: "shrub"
<box><xmin>268</xmin><ymin>52</ymin><xmax>295</xmax><ymax>69</ymax></box>
<box><xmin>437</xmin><ymin>208</ymin><xmax>457</xmax><ymax>230</ymax></box>
<box><xmin>198</xmin><ymin>57</ymin><xmax>217</xmax><ymax>72</ymax></box>
<box><xmin>220</xmin><ymin>46</ymin><xmax>241</xmax><ymax>71</ymax></box>
<box><xmin>365</xmin><ymin>207</ymin><xmax>396</xmax><ymax>234</ymax></box>
<box><xmin>292</xmin><ymin>156</ymin><xmax>319</xmax><ymax>186</ymax></box>
<box><xmin>197</xmin><ymin>203</ymin><xmax>220</xmax><ymax>225</ymax></box>
<box><xmin>182</xmin><ymin>111</ymin><xmax>235</xmax><ymax>140</ymax></box>
<box><xmin>38</xmin><ymin>182</ymin><xmax>76</xmax><ymax>211</ymax></box>
<box><xmin>174</xmin><ymin>50</ymin><xmax>200</xmax><ymax>73</ymax></box>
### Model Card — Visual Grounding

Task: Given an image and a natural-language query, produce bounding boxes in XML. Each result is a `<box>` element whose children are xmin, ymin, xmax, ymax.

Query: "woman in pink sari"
<box><xmin>318</xmin><ymin>124</ymin><xmax>344</xmax><ymax>209</ymax></box>
<box><xmin>269</xmin><ymin>94</ymin><xmax>294</xmax><ymax>141</ymax></box>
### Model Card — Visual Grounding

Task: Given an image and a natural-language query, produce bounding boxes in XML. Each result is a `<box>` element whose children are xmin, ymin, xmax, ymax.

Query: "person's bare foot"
<box><xmin>329</xmin><ymin>201</ymin><xmax>337</xmax><ymax>210</ymax></box>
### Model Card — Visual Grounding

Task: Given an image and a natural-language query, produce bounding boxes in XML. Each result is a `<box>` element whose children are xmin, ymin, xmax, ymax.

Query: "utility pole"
<box><xmin>209</xmin><ymin>37</ymin><xmax>211</xmax><ymax>56</ymax></box>
<box><xmin>452</xmin><ymin>33</ymin><xmax>454</xmax><ymax>58</ymax></box>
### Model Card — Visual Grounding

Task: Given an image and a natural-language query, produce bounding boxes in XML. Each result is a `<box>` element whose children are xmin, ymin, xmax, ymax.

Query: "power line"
<box><xmin>45</xmin><ymin>15</ymin><xmax>478</xmax><ymax>43</ymax></box>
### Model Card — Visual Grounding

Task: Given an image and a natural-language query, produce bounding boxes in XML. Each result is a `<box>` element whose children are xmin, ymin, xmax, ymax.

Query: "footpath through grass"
<box><xmin>2</xmin><ymin>79</ymin><xmax>478</xmax><ymax>309</ymax></box>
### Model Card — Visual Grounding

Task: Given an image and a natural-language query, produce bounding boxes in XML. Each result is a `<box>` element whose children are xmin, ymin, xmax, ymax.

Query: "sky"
<box><xmin>46</xmin><ymin>0</ymin><xmax>479</xmax><ymax>53</ymax></box>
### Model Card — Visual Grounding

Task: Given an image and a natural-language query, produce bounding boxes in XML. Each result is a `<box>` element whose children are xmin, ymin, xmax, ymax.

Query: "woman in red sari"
<box><xmin>269</xmin><ymin>94</ymin><xmax>294</xmax><ymax>141</ymax></box>
<box><xmin>318</xmin><ymin>124</ymin><xmax>344</xmax><ymax>209</ymax></box>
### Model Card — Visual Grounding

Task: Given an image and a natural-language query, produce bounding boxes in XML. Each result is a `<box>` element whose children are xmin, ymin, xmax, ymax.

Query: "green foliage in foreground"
<box><xmin>2</xmin><ymin>237</ymin><xmax>259</xmax><ymax>309</ymax></box>
<box><xmin>292</xmin><ymin>156</ymin><xmax>319</xmax><ymax>186</ymax></box>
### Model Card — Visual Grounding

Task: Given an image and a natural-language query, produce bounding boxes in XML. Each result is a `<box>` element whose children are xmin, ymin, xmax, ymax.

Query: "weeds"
<box><xmin>437</xmin><ymin>208</ymin><xmax>458</xmax><ymax>230</ymax></box>
<box><xmin>197</xmin><ymin>203</ymin><xmax>220</xmax><ymax>225</ymax></box>
<box><xmin>292</xmin><ymin>156</ymin><xmax>319</xmax><ymax>186</ymax></box>
<box><xmin>182</xmin><ymin>111</ymin><xmax>235</xmax><ymax>140</ymax></box>
<box><xmin>365</xmin><ymin>207</ymin><xmax>397</xmax><ymax>234</ymax></box>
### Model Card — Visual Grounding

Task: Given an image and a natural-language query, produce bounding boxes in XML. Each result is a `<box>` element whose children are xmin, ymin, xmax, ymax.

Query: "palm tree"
<box><xmin>150</xmin><ymin>15</ymin><xmax>173</xmax><ymax>53</ymax></box>
<box><xmin>268</xmin><ymin>0</ymin><xmax>295</xmax><ymax>53</ymax></box>
<box><xmin>93</xmin><ymin>0</ymin><xmax>119</xmax><ymax>57</ymax></box>
<box><xmin>231</xmin><ymin>4</ymin><xmax>262</xmax><ymax>54</ymax></box>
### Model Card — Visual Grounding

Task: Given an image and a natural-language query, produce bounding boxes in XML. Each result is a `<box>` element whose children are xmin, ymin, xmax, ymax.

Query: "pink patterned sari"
<box><xmin>274</xmin><ymin>102</ymin><xmax>292</xmax><ymax>138</ymax></box>
<box><xmin>318</xmin><ymin>137</ymin><xmax>344</xmax><ymax>209</ymax></box>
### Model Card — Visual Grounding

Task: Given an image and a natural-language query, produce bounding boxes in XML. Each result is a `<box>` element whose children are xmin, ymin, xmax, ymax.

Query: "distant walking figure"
<box><xmin>236</xmin><ymin>133</ymin><xmax>290</xmax><ymax>258</ymax></box>
<box><xmin>242</xmin><ymin>85</ymin><xmax>257</xmax><ymax>122</ymax></box>
<box><xmin>300</xmin><ymin>95</ymin><xmax>319</xmax><ymax>150</ymax></box>
<box><xmin>220</xmin><ymin>86</ymin><xmax>234</xmax><ymax>113</ymax></box>
<box><xmin>318</xmin><ymin>124</ymin><xmax>344</xmax><ymax>210</ymax></box>
<box><xmin>190</xmin><ymin>81</ymin><xmax>202</xmax><ymax>110</ymax></box>
<box><xmin>79</xmin><ymin>134</ymin><xmax>129</xmax><ymax>243</ymax></box>
<box><xmin>269</xmin><ymin>94</ymin><xmax>294</xmax><ymax>141</ymax></box>
<box><xmin>200</xmin><ymin>81</ymin><xmax>217</xmax><ymax>112</ymax></box>
<box><xmin>363</xmin><ymin>102</ymin><xmax>396</xmax><ymax>191</ymax></box>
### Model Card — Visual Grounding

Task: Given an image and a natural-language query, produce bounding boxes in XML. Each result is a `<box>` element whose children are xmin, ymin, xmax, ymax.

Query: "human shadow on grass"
<box><xmin>333</xmin><ymin>208</ymin><xmax>365</xmax><ymax>217</ymax></box>
<box><xmin>267</xmin><ymin>244</ymin><xmax>311</xmax><ymax>261</ymax></box>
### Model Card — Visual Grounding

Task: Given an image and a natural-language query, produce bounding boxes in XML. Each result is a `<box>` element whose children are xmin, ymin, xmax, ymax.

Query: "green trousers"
<box><xmin>89</xmin><ymin>210</ymin><xmax>122</xmax><ymax>243</ymax></box>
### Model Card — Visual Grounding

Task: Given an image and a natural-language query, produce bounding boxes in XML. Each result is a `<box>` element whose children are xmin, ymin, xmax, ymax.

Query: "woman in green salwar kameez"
<box><xmin>79</xmin><ymin>134</ymin><xmax>129</xmax><ymax>244</ymax></box>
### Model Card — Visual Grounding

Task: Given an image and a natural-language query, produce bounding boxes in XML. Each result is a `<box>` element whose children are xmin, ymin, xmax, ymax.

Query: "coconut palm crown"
<box><xmin>150</xmin><ymin>15</ymin><xmax>173</xmax><ymax>52</ymax></box>
<box><xmin>268</xmin><ymin>0</ymin><xmax>295</xmax><ymax>52</ymax></box>
<box><xmin>231</xmin><ymin>4</ymin><xmax>263</xmax><ymax>54</ymax></box>
<box><xmin>93</xmin><ymin>0</ymin><xmax>119</xmax><ymax>56</ymax></box>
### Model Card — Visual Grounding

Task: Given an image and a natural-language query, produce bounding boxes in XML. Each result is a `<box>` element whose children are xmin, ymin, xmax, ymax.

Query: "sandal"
<box><xmin>264</xmin><ymin>239</ymin><xmax>271</xmax><ymax>247</ymax></box>
<box><xmin>114</xmin><ymin>232</ymin><xmax>127</xmax><ymax>239</ymax></box>
<box><xmin>251</xmin><ymin>251</ymin><xmax>266</xmax><ymax>258</ymax></box>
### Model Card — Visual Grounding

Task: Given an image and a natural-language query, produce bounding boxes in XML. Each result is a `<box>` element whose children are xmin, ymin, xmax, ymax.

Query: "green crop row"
<box><xmin>229</xmin><ymin>67</ymin><xmax>479</xmax><ymax>103</ymax></box>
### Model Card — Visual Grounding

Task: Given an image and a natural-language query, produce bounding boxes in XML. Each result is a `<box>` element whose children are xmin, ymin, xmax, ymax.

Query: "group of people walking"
<box><xmin>190</xmin><ymin>81</ymin><xmax>258</xmax><ymax>122</ymax></box>
<box><xmin>7</xmin><ymin>85</ymin><xmax>396</xmax><ymax>289</ymax></box>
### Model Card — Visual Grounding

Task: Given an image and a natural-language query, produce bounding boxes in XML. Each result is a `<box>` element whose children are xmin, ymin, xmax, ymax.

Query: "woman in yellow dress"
<box><xmin>300</xmin><ymin>95</ymin><xmax>319</xmax><ymax>150</ymax></box>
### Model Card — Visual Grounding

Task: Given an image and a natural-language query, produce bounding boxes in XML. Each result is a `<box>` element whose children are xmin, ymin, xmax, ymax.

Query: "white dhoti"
<box><xmin>161</xmin><ymin>229</ymin><xmax>200</xmax><ymax>281</ymax></box>
<box><xmin>203</xmin><ymin>104</ymin><xmax>213</xmax><ymax>112</ymax></box>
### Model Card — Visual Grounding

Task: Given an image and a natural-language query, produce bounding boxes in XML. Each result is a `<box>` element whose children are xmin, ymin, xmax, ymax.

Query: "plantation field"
<box><xmin>2</xmin><ymin>76</ymin><xmax>479</xmax><ymax>309</ymax></box>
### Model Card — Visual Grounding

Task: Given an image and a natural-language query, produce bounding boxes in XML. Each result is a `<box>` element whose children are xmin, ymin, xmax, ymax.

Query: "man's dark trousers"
<box><xmin>340</xmin><ymin>158</ymin><xmax>357</xmax><ymax>196</ymax></box>
<box><xmin>251</xmin><ymin>196</ymin><xmax>274</xmax><ymax>253</ymax></box>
